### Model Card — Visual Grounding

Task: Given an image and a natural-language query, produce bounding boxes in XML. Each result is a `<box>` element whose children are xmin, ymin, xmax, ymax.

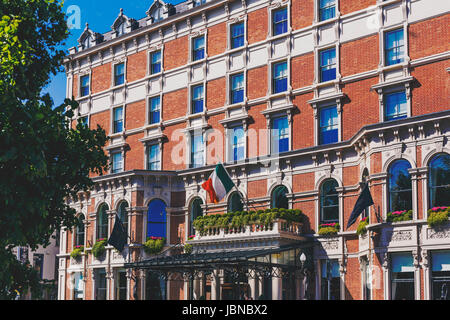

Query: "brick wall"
<box><xmin>247</xmin><ymin>8</ymin><xmax>268</xmax><ymax>44</ymax></box>
<box><xmin>340</xmin><ymin>0</ymin><xmax>376</xmax><ymax>16</ymax></box>
<box><xmin>206</xmin><ymin>77</ymin><xmax>226</xmax><ymax>110</ymax></box>
<box><xmin>291</xmin><ymin>0</ymin><xmax>314</xmax><ymax>30</ymax></box>
<box><xmin>340</xmin><ymin>35</ymin><xmax>379</xmax><ymax>77</ymax></box>
<box><xmin>127</xmin><ymin>50</ymin><xmax>147</xmax><ymax>83</ymax></box>
<box><xmin>164</xmin><ymin>35</ymin><xmax>188</xmax><ymax>70</ymax></box>
<box><xmin>91</xmin><ymin>62</ymin><xmax>111</xmax><ymax>94</ymax></box>
<box><xmin>291</xmin><ymin>53</ymin><xmax>315</xmax><ymax>88</ymax></box>
<box><xmin>207</xmin><ymin>22</ymin><xmax>227</xmax><ymax>57</ymax></box>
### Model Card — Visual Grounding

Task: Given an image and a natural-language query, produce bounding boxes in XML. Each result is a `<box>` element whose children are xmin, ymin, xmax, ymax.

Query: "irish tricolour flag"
<box><xmin>202</xmin><ymin>163</ymin><xmax>235</xmax><ymax>203</ymax></box>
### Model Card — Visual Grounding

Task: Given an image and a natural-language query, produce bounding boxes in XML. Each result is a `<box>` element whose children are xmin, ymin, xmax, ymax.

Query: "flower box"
<box><xmin>427</xmin><ymin>206</ymin><xmax>449</xmax><ymax>228</ymax></box>
<box><xmin>386</xmin><ymin>210</ymin><xmax>412</xmax><ymax>223</ymax></box>
<box><xmin>318</xmin><ymin>223</ymin><xmax>340</xmax><ymax>236</ymax></box>
<box><xmin>70</xmin><ymin>245</ymin><xmax>84</xmax><ymax>260</ymax></box>
<box><xmin>92</xmin><ymin>239</ymin><xmax>107</xmax><ymax>259</ymax></box>
<box><xmin>143</xmin><ymin>237</ymin><xmax>165</xmax><ymax>255</ymax></box>
<box><xmin>356</xmin><ymin>217</ymin><xmax>369</xmax><ymax>236</ymax></box>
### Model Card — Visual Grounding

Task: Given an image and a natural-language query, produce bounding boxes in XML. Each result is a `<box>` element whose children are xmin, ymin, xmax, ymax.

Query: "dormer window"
<box><xmin>83</xmin><ymin>36</ymin><xmax>92</xmax><ymax>49</ymax></box>
<box><xmin>152</xmin><ymin>7</ymin><xmax>164</xmax><ymax>23</ymax></box>
<box><xmin>116</xmin><ymin>22</ymin><xmax>126</xmax><ymax>37</ymax></box>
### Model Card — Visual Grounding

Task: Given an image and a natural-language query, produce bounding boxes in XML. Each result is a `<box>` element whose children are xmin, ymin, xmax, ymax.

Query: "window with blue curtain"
<box><xmin>384</xmin><ymin>91</ymin><xmax>407</xmax><ymax>121</ymax></box>
<box><xmin>385</xmin><ymin>29</ymin><xmax>404</xmax><ymax>66</ymax></box>
<box><xmin>112</xmin><ymin>152</ymin><xmax>123</xmax><ymax>173</ymax></box>
<box><xmin>113</xmin><ymin>107</ymin><xmax>123</xmax><ymax>133</ymax></box>
<box><xmin>391</xmin><ymin>252</ymin><xmax>415</xmax><ymax>300</ymax></box>
<box><xmin>272</xmin><ymin>116</ymin><xmax>289</xmax><ymax>154</ymax></box>
<box><xmin>271</xmin><ymin>185</ymin><xmax>289</xmax><ymax>209</ymax></box>
<box><xmin>96</xmin><ymin>204</ymin><xmax>109</xmax><ymax>240</ymax></box>
<box><xmin>147</xmin><ymin>199</ymin><xmax>167</xmax><ymax>239</ymax></box>
<box><xmin>273</xmin><ymin>61</ymin><xmax>288</xmax><ymax>93</ymax></box>
<box><xmin>114</xmin><ymin>63</ymin><xmax>125</xmax><ymax>86</ymax></box>
<box><xmin>431</xmin><ymin>250</ymin><xmax>450</xmax><ymax>300</ymax></box>
<box><xmin>231</xmin><ymin>73</ymin><xmax>244</xmax><ymax>104</ymax></box>
<box><xmin>320</xmin><ymin>179</ymin><xmax>339</xmax><ymax>223</ymax></box>
<box><xmin>149</xmin><ymin>96</ymin><xmax>161</xmax><ymax>124</ymax></box>
<box><xmin>148</xmin><ymin>144</ymin><xmax>160</xmax><ymax>170</ymax></box>
<box><xmin>319</xmin><ymin>0</ymin><xmax>336</xmax><ymax>21</ymax></box>
<box><xmin>231</xmin><ymin>22</ymin><xmax>245</xmax><ymax>49</ymax></box>
<box><xmin>80</xmin><ymin>75</ymin><xmax>90</xmax><ymax>97</ymax></box>
<box><xmin>429</xmin><ymin>154</ymin><xmax>450</xmax><ymax>208</ymax></box>
<box><xmin>228</xmin><ymin>192</ymin><xmax>244</xmax><ymax>212</ymax></box>
<box><xmin>190</xmin><ymin>198</ymin><xmax>203</xmax><ymax>236</ymax></box>
<box><xmin>193</xmin><ymin>36</ymin><xmax>205</xmax><ymax>61</ymax></box>
<box><xmin>150</xmin><ymin>50</ymin><xmax>161</xmax><ymax>74</ymax></box>
<box><xmin>273</xmin><ymin>8</ymin><xmax>288</xmax><ymax>36</ymax></box>
<box><xmin>320</xmin><ymin>48</ymin><xmax>336</xmax><ymax>82</ymax></box>
<box><xmin>191</xmin><ymin>84</ymin><xmax>204</xmax><ymax>114</ymax></box>
<box><xmin>191</xmin><ymin>133</ymin><xmax>204</xmax><ymax>168</ymax></box>
<box><xmin>319</xmin><ymin>105</ymin><xmax>338</xmax><ymax>145</ymax></box>
<box><xmin>388</xmin><ymin>160</ymin><xmax>412</xmax><ymax>212</ymax></box>
<box><xmin>230</xmin><ymin>126</ymin><xmax>245</xmax><ymax>162</ymax></box>
<box><xmin>321</xmin><ymin>259</ymin><xmax>340</xmax><ymax>300</ymax></box>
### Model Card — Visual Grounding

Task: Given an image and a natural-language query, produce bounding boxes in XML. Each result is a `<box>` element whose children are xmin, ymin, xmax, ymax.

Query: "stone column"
<box><xmin>248</xmin><ymin>271</ymin><xmax>258</xmax><ymax>300</ymax></box>
<box><xmin>272</xmin><ymin>268</ymin><xmax>282</xmax><ymax>300</ymax></box>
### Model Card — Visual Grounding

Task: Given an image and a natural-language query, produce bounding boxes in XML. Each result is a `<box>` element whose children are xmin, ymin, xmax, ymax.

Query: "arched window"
<box><xmin>429</xmin><ymin>153</ymin><xmax>450</xmax><ymax>208</ymax></box>
<box><xmin>75</xmin><ymin>214</ymin><xmax>85</xmax><ymax>246</ymax></box>
<box><xmin>320</xmin><ymin>179</ymin><xmax>339</xmax><ymax>224</ymax></box>
<box><xmin>118</xmin><ymin>201</ymin><xmax>129</xmax><ymax>234</ymax></box>
<box><xmin>147</xmin><ymin>199</ymin><xmax>167</xmax><ymax>239</ymax></box>
<box><xmin>228</xmin><ymin>192</ymin><xmax>243</xmax><ymax>213</ymax></box>
<box><xmin>388</xmin><ymin>160</ymin><xmax>412</xmax><ymax>212</ymax></box>
<box><xmin>97</xmin><ymin>204</ymin><xmax>109</xmax><ymax>240</ymax></box>
<box><xmin>361</xmin><ymin>168</ymin><xmax>370</xmax><ymax>219</ymax></box>
<box><xmin>190</xmin><ymin>198</ymin><xmax>203</xmax><ymax>236</ymax></box>
<box><xmin>271</xmin><ymin>185</ymin><xmax>289</xmax><ymax>209</ymax></box>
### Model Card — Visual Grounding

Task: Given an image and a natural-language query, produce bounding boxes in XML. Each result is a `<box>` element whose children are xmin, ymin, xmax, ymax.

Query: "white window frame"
<box><xmin>79</xmin><ymin>73</ymin><xmax>91</xmax><ymax>98</ymax></box>
<box><xmin>228</xmin><ymin>19</ymin><xmax>247</xmax><ymax>50</ymax></box>
<box><xmin>148</xmin><ymin>47</ymin><xmax>164</xmax><ymax>76</ymax></box>
<box><xmin>112</xmin><ymin>59</ymin><xmax>127</xmax><ymax>88</ymax></box>
<box><xmin>111</xmin><ymin>105</ymin><xmax>125</xmax><ymax>135</ymax></box>
<box><xmin>228</xmin><ymin>71</ymin><xmax>246</xmax><ymax>106</ymax></box>
<box><xmin>188</xmin><ymin>81</ymin><xmax>206</xmax><ymax>115</ymax></box>
<box><xmin>269</xmin><ymin>4</ymin><xmax>291</xmax><ymax>38</ymax></box>
<box><xmin>147</xmin><ymin>94</ymin><xmax>162</xmax><ymax>125</ymax></box>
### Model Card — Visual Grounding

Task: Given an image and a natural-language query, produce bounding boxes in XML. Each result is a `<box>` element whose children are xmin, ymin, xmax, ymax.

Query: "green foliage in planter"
<box><xmin>427</xmin><ymin>207</ymin><xmax>449</xmax><ymax>228</ymax></box>
<box><xmin>70</xmin><ymin>246</ymin><xmax>84</xmax><ymax>260</ymax></box>
<box><xmin>92</xmin><ymin>239</ymin><xmax>107</xmax><ymax>258</ymax></box>
<box><xmin>144</xmin><ymin>237</ymin><xmax>165</xmax><ymax>255</ymax></box>
<box><xmin>192</xmin><ymin>208</ymin><xmax>306</xmax><ymax>234</ymax></box>
<box><xmin>184</xmin><ymin>243</ymin><xmax>193</xmax><ymax>255</ymax></box>
<box><xmin>318</xmin><ymin>223</ymin><xmax>340</xmax><ymax>236</ymax></box>
<box><xmin>386</xmin><ymin>210</ymin><xmax>413</xmax><ymax>223</ymax></box>
<box><xmin>356</xmin><ymin>218</ymin><xmax>369</xmax><ymax>236</ymax></box>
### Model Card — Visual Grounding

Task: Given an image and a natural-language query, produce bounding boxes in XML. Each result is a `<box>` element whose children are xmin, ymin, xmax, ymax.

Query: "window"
<box><xmin>273</xmin><ymin>8</ymin><xmax>288</xmax><ymax>36</ymax></box>
<box><xmin>231</xmin><ymin>22</ymin><xmax>245</xmax><ymax>49</ymax></box>
<box><xmin>111</xmin><ymin>152</ymin><xmax>123</xmax><ymax>174</ymax></box>
<box><xmin>150</xmin><ymin>51</ymin><xmax>161</xmax><ymax>74</ymax></box>
<box><xmin>114</xmin><ymin>63</ymin><xmax>125</xmax><ymax>86</ymax></box>
<box><xmin>229</xmin><ymin>126</ymin><xmax>245</xmax><ymax>162</ymax></box>
<box><xmin>429</xmin><ymin>154</ymin><xmax>450</xmax><ymax>208</ymax></box>
<box><xmin>385</xmin><ymin>29</ymin><xmax>404</xmax><ymax>66</ymax></box>
<box><xmin>230</xmin><ymin>73</ymin><xmax>244</xmax><ymax>104</ymax></box>
<box><xmin>149</xmin><ymin>96</ymin><xmax>161</xmax><ymax>124</ymax></box>
<box><xmin>271</xmin><ymin>185</ymin><xmax>289</xmax><ymax>209</ymax></box>
<box><xmin>271</xmin><ymin>116</ymin><xmax>289</xmax><ymax>154</ymax></box>
<box><xmin>116</xmin><ymin>22</ymin><xmax>126</xmax><ymax>37</ymax></box>
<box><xmin>384</xmin><ymin>91</ymin><xmax>407</xmax><ymax>121</ymax></box>
<box><xmin>113</xmin><ymin>107</ymin><xmax>124</xmax><ymax>133</ymax></box>
<box><xmin>321</xmin><ymin>259</ymin><xmax>340</xmax><ymax>300</ymax></box>
<box><xmin>78</xmin><ymin>116</ymin><xmax>88</xmax><ymax>127</ymax></box>
<box><xmin>191</xmin><ymin>132</ymin><xmax>204</xmax><ymax>168</ymax></box>
<box><xmin>228</xmin><ymin>192</ymin><xmax>244</xmax><ymax>213</ymax></box>
<box><xmin>273</xmin><ymin>61</ymin><xmax>288</xmax><ymax>94</ymax></box>
<box><xmin>320</xmin><ymin>48</ymin><xmax>336</xmax><ymax>82</ymax></box>
<box><xmin>148</xmin><ymin>144</ymin><xmax>160</xmax><ymax>170</ymax></box>
<box><xmin>191</xmin><ymin>85</ymin><xmax>204</xmax><ymax>114</ymax></box>
<box><xmin>391</xmin><ymin>252</ymin><xmax>415</xmax><ymax>300</ymax></box>
<box><xmin>319</xmin><ymin>0</ymin><xmax>336</xmax><ymax>21</ymax></box>
<box><xmin>80</xmin><ymin>75</ymin><xmax>90</xmax><ymax>97</ymax></box>
<box><xmin>95</xmin><ymin>268</ymin><xmax>107</xmax><ymax>300</ymax></box>
<box><xmin>190</xmin><ymin>198</ymin><xmax>203</xmax><ymax>236</ymax></box>
<box><xmin>194</xmin><ymin>0</ymin><xmax>206</xmax><ymax>7</ymax></box>
<box><xmin>74</xmin><ymin>272</ymin><xmax>84</xmax><ymax>300</ymax></box>
<box><xmin>320</xmin><ymin>179</ymin><xmax>339</xmax><ymax>224</ymax></box>
<box><xmin>431</xmin><ymin>250</ymin><xmax>450</xmax><ymax>300</ymax></box>
<box><xmin>145</xmin><ymin>271</ymin><xmax>166</xmax><ymax>300</ymax></box>
<box><xmin>33</xmin><ymin>254</ymin><xmax>44</xmax><ymax>280</ymax></box>
<box><xmin>116</xmin><ymin>269</ymin><xmax>127</xmax><ymax>300</ymax></box>
<box><xmin>118</xmin><ymin>202</ymin><xmax>129</xmax><ymax>235</ymax></box>
<box><xmin>75</xmin><ymin>214</ymin><xmax>85</xmax><ymax>247</ymax></box>
<box><xmin>96</xmin><ymin>204</ymin><xmax>109</xmax><ymax>240</ymax></box>
<box><xmin>147</xmin><ymin>199</ymin><xmax>167</xmax><ymax>239</ymax></box>
<box><xmin>388</xmin><ymin>160</ymin><xmax>412</xmax><ymax>212</ymax></box>
<box><xmin>319</xmin><ymin>105</ymin><xmax>338</xmax><ymax>145</ymax></box>
<box><xmin>193</xmin><ymin>36</ymin><xmax>205</xmax><ymax>61</ymax></box>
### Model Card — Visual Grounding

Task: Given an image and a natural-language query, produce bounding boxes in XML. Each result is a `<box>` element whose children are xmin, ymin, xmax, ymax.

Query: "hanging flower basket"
<box><xmin>318</xmin><ymin>223</ymin><xmax>340</xmax><ymax>236</ymax></box>
<box><xmin>143</xmin><ymin>237</ymin><xmax>165</xmax><ymax>255</ymax></box>
<box><xmin>92</xmin><ymin>239</ymin><xmax>107</xmax><ymax>258</ymax></box>
<box><xmin>70</xmin><ymin>245</ymin><xmax>84</xmax><ymax>260</ymax></box>
<box><xmin>386</xmin><ymin>210</ymin><xmax>412</xmax><ymax>223</ymax></box>
<box><xmin>427</xmin><ymin>207</ymin><xmax>449</xmax><ymax>228</ymax></box>
<box><xmin>356</xmin><ymin>217</ymin><xmax>369</xmax><ymax>236</ymax></box>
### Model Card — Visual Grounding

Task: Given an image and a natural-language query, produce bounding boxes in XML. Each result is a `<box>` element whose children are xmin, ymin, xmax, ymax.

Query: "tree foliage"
<box><xmin>0</xmin><ymin>0</ymin><xmax>109</xmax><ymax>299</ymax></box>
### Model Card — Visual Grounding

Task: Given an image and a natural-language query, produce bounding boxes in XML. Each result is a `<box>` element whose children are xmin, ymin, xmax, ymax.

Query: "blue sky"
<box><xmin>42</xmin><ymin>0</ymin><xmax>185</xmax><ymax>107</ymax></box>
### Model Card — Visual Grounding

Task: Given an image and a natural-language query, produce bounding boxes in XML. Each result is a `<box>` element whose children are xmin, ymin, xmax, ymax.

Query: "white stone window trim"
<box><xmin>379</xmin><ymin>22</ymin><xmax>410</xmax><ymax>68</ymax></box>
<box><xmin>315</xmin><ymin>176</ymin><xmax>344</xmax><ymax>233</ymax></box>
<box><xmin>147</xmin><ymin>45</ymin><xmax>164</xmax><ymax>77</ymax></box>
<box><xmin>267</xmin><ymin>57</ymin><xmax>291</xmax><ymax>96</ymax></box>
<box><xmin>223</xmin><ymin>120</ymin><xmax>248</xmax><ymax>164</ymax></box>
<box><xmin>184</xmin><ymin>125</ymin><xmax>209</xmax><ymax>169</ymax></box>
<box><xmin>146</xmin><ymin>93</ymin><xmax>164</xmax><ymax>126</ymax></box>
<box><xmin>226</xmin><ymin>15</ymin><xmax>247</xmax><ymax>51</ymax></box>
<box><xmin>226</xmin><ymin>70</ymin><xmax>247</xmax><ymax>107</ymax></box>
<box><xmin>315</xmin><ymin>43</ymin><xmax>340</xmax><ymax>85</ymax></box>
<box><xmin>106</xmin><ymin>143</ymin><xmax>128</xmax><ymax>175</ymax></box>
<box><xmin>78</xmin><ymin>71</ymin><xmax>92</xmax><ymax>98</ymax></box>
<box><xmin>144</xmin><ymin>139</ymin><xmax>163</xmax><ymax>171</ymax></box>
<box><xmin>187</xmin><ymin>80</ymin><xmax>207</xmax><ymax>116</ymax></box>
<box><xmin>110</xmin><ymin>104</ymin><xmax>126</xmax><ymax>136</ymax></box>
<box><xmin>189</xmin><ymin>30</ymin><xmax>208</xmax><ymax>63</ymax></box>
<box><xmin>314</xmin><ymin>0</ymin><xmax>340</xmax><ymax>24</ymax></box>
<box><xmin>262</xmin><ymin>107</ymin><xmax>293</xmax><ymax>157</ymax></box>
<box><xmin>111</xmin><ymin>57</ymin><xmax>128</xmax><ymax>89</ymax></box>
<box><xmin>267</xmin><ymin>2</ymin><xmax>292</xmax><ymax>38</ymax></box>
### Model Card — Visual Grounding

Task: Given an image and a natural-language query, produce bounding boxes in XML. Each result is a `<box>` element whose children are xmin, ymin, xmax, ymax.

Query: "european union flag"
<box><xmin>108</xmin><ymin>214</ymin><xmax>128</xmax><ymax>252</ymax></box>
<box><xmin>347</xmin><ymin>183</ymin><xmax>374</xmax><ymax>229</ymax></box>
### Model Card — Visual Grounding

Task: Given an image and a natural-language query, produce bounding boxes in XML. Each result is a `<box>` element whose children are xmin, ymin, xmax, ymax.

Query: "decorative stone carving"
<box><xmin>427</xmin><ymin>227</ymin><xmax>450</xmax><ymax>240</ymax></box>
<box><xmin>321</xmin><ymin>239</ymin><xmax>339</xmax><ymax>250</ymax></box>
